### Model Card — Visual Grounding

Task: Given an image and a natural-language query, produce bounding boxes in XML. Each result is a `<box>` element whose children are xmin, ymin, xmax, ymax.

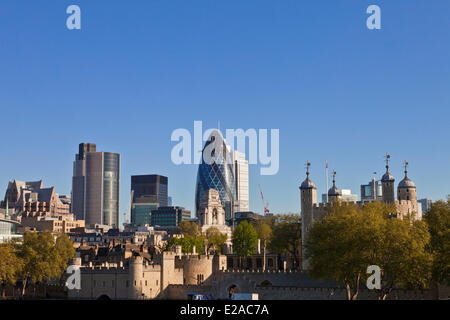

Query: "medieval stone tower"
<box><xmin>381</xmin><ymin>153</ymin><xmax>395</xmax><ymax>204</ymax></box>
<box><xmin>327</xmin><ymin>171</ymin><xmax>342</xmax><ymax>203</ymax></box>
<box><xmin>299</xmin><ymin>162</ymin><xmax>317</xmax><ymax>270</ymax></box>
<box><xmin>397</xmin><ymin>161</ymin><xmax>417</xmax><ymax>202</ymax></box>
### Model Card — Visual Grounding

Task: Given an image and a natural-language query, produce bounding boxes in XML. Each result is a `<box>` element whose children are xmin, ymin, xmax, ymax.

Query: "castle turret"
<box><xmin>327</xmin><ymin>171</ymin><xmax>342</xmax><ymax>203</ymax></box>
<box><xmin>397</xmin><ymin>161</ymin><xmax>416</xmax><ymax>202</ymax></box>
<box><xmin>300</xmin><ymin>161</ymin><xmax>316</xmax><ymax>270</ymax></box>
<box><xmin>381</xmin><ymin>153</ymin><xmax>395</xmax><ymax>204</ymax></box>
<box><xmin>128</xmin><ymin>254</ymin><xmax>144</xmax><ymax>299</ymax></box>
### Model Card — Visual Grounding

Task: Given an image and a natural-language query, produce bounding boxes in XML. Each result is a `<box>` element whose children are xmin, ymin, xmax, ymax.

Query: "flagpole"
<box><xmin>325</xmin><ymin>160</ymin><xmax>328</xmax><ymax>204</ymax></box>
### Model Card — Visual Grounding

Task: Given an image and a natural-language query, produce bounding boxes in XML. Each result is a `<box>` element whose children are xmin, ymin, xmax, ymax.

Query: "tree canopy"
<box><xmin>424</xmin><ymin>197</ymin><xmax>450</xmax><ymax>286</ymax></box>
<box><xmin>177</xmin><ymin>221</ymin><xmax>201</xmax><ymax>237</ymax></box>
<box><xmin>269</xmin><ymin>214</ymin><xmax>301</xmax><ymax>268</ymax></box>
<box><xmin>232</xmin><ymin>221</ymin><xmax>258</xmax><ymax>260</ymax></box>
<box><xmin>205</xmin><ymin>227</ymin><xmax>228</xmax><ymax>254</ymax></box>
<box><xmin>304</xmin><ymin>201</ymin><xmax>432</xmax><ymax>300</ymax></box>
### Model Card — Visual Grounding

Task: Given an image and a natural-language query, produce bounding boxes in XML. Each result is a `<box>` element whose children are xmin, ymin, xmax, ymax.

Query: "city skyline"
<box><xmin>0</xmin><ymin>1</ymin><xmax>449</xmax><ymax>226</ymax></box>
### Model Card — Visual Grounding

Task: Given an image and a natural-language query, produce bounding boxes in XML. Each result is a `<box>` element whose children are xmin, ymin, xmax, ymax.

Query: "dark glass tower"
<box><xmin>131</xmin><ymin>175</ymin><xmax>168</xmax><ymax>227</ymax></box>
<box><xmin>195</xmin><ymin>130</ymin><xmax>237</xmax><ymax>220</ymax></box>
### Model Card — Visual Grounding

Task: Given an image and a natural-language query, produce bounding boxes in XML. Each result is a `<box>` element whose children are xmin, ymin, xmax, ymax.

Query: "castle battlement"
<box><xmin>220</xmin><ymin>269</ymin><xmax>303</xmax><ymax>274</ymax></box>
<box><xmin>181</xmin><ymin>254</ymin><xmax>214</xmax><ymax>262</ymax></box>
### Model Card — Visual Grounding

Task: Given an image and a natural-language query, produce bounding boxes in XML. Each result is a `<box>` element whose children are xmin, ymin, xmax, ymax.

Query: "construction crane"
<box><xmin>258</xmin><ymin>184</ymin><xmax>270</xmax><ymax>216</ymax></box>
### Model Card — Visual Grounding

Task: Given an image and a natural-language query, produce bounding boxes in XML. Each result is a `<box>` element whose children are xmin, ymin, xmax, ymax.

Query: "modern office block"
<box><xmin>71</xmin><ymin>143</ymin><xmax>120</xmax><ymax>228</ymax></box>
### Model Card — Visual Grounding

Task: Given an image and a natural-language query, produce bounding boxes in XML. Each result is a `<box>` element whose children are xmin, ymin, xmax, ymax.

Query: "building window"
<box><xmin>227</xmin><ymin>257</ymin><xmax>234</xmax><ymax>269</ymax></box>
<box><xmin>268</xmin><ymin>258</ymin><xmax>273</xmax><ymax>267</ymax></box>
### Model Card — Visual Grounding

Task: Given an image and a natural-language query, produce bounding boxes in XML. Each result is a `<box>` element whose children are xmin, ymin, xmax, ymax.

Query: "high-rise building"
<box><xmin>72</xmin><ymin>143</ymin><xmax>96</xmax><ymax>221</ymax></box>
<box><xmin>233</xmin><ymin>151</ymin><xmax>249</xmax><ymax>212</ymax></box>
<box><xmin>195</xmin><ymin>130</ymin><xmax>237</xmax><ymax>221</ymax></box>
<box><xmin>130</xmin><ymin>175</ymin><xmax>168</xmax><ymax>227</ymax></box>
<box><xmin>71</xmin><ymin>143</ymin><xmax>120</xmax><ymax>228</ymax></box>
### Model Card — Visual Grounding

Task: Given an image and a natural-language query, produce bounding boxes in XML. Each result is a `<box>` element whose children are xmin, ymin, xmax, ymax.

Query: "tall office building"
<box><xmin>195</xmin><ymin>130</ymin><xmax>237</xmax><ymax>220</ymax></box>
<box><xmin>72</xmin><ymin>143</ymin><xmax>96</xmax><ymax>221</ymax></box>
<box><xmin>71</xmin><ymin>143</ymin><xmax>120</xmax><ymax>228</ymax></box>
<box><xmin>233</xmin><ymin>151</ymin><xmax>249</xmax><ymax>212</ymax></box>
<box><xmin>130</xmin><ymin>175</ymin><xmax>168</xmax><ymax>227</ymax></box>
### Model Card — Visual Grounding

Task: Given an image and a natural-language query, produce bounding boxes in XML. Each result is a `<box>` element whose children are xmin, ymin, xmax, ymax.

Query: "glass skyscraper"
<box><xmin>71</xmin><ymin>143</ymin><xmax>120</xmax><ymax>228</ymax></box>
<box><xmin>195</xmin><ymin>130</ymin><xmax>237</xmax><ymax>220</ymax></box>
<box><xmin>130</xmin><ymin>175</ymin><xmax>168</xmax><ymax>227</ymax></box>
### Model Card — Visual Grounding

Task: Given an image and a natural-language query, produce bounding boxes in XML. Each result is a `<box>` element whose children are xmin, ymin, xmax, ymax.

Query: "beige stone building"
<box><xmin>197</xmin><ymin>188</ymin><xmax>232</xmax><ymax>244</ymax></box>
<box><xmin>20</xmin><ymin>213</ymin><xmax>85</xmax><ymax>233</ymax></box>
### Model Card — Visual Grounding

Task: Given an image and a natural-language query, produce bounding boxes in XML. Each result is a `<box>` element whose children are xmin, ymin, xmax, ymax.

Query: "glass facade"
<box><xmin>195</xmin><ymin>130</ymin><xmax>237</xmax><ymax>220</ymax></box>
<box><xmin>103</xmin><ymin>153</ymin><xmax>120</xmax><ymax>228</ymax></box>
<box><xmin>130</xmin><ymin>175</ymin><xmax>168</xmax><ymax>227</ymax></box>
<box><xmin>132</xmin><ymin>203</ymin><xmax>159</xmax><ymax>226</ymax></box>
<box><xmin>151</xmin><ymin>206</ymin><xmax>191</xmax><ymax>227</ymax></box>
<box><xmin>0</xmin><ymin>219</ymin><xmax>21</xmax><ymax>243</ymax></box>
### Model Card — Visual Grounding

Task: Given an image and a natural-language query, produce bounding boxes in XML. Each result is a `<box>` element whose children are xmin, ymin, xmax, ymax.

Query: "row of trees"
<box><xmin>304</xmin><ymin>199</ymin><xmax>450</xmax><ymax>300</ymax></box>
<box><xmin>167</xmin><ymin>215</ymin><xmax>303</xmax><ymax>270</ymax></box>
<box><xmin>0</xmin><ymin>231</ymin><xmax>75</xmax><ymax>298</ymax></box>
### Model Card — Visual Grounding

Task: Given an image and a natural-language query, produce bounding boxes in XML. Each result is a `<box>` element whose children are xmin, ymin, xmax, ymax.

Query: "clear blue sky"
<box><xmin>0</xmin><ymin>1</ymin><xmax>449</xmax><ymax>225</ymax></box>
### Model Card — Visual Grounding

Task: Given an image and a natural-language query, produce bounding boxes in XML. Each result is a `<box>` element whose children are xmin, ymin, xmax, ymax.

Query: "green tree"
<box><xmin>372</xmin><ymin>217</ymin><xmax>432</xmax><ymax>300</ymax></box>
<box><xmin>178</xmin><ymin>221</ymin><xmax>201</xmax><ymax>237</ymax></box>
<box><xmin>254</xmin><ymin>223</ymin><xmax>272</xmax><ymax>271</ymax></box>
<box><xmin>423</xmin><ymin>198</ymin><xmax>450</xmax><ymax>286</ymax></box>
<box><xmin>55</xmin><ymin>234</ymin><xmax>76</xmax><ymax>276</ymax></box>
<box><xmin>165</xmin><ymin>236</ymin><xmax>205</xmax><ymax>254</ymax></box>
<box><xmin>16</xmin><ymin>231</ymin><xmax>60</xmax><ymax>296</ymax></box>
<box><xmin>304</xmin><ymin>202</ymin><xmax>367</xmax><ymax>300</ymax></box>
<box><xmin>269</xmin><ymin>214</ymin><xmax>301</xmax><ymax>268</ymax></box>
<box><xmin>232</xmin><ymin>221</ymin><xmax>258</xmax><ymax>268</ymax></box>
<box><xmin>0</xmin><ymin>242</ymin><xmax>21</xmax><ymax>298</ymax></box>
<box><xmin>305</xmin><ymin>201</ymin><xmax>432</xmax><ymax>300</ymax></box>
<box><xmin>205</xmin><ymin>227</ymin><xmax>228</xmax><ymax>254</ymax></box>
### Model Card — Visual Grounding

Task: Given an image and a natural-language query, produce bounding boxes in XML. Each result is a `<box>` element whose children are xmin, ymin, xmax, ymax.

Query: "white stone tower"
<box><xmin>397</xmin><ymin>161</ymin><xmax>417</xmax><ymax>202</ymax></box>
<box><xmin>381</xmin><ymin>153</ymin><xmax>395</xmax><ymax>204</ymax></box>
<box><xmin>300</xmin><ymin>161</ymin><xmax>317</xmax><ymax>270</ymax></box>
